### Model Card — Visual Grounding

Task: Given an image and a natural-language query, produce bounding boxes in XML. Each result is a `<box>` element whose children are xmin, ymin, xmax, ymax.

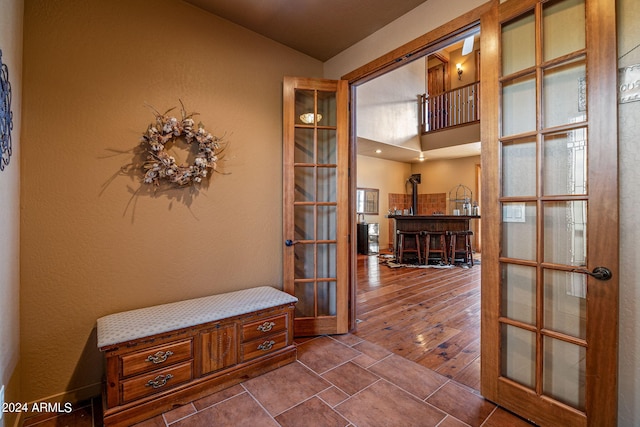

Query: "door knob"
<box><xmin>571</xmin><ymin>266</ymin><xmax>613</xmax><ymax>281</ymax></box>
<box><xmin>285</xmin><ymin>240</ymin><xmax>299</xmax><ymax>247</ymax></box>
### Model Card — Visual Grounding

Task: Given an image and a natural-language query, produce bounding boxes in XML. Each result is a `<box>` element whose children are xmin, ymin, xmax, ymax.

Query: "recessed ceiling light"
<box><xmin>375</xmin><ymin>149</ymin><xmax>382</xmax><ymax>154</ymax></box>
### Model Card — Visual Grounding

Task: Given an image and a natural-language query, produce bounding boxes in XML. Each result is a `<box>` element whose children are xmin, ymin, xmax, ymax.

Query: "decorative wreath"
<box><xmin>140</xmin><ymin>104</ymin><xmax>223</xmax><ymax>187</ymax></box>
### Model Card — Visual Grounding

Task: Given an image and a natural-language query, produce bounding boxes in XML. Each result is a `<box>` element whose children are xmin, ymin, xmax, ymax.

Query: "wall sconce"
<box><xmin>456</xmin><ymin>63</ymin><xmax>463</xmax><ymax>80</ymax></box>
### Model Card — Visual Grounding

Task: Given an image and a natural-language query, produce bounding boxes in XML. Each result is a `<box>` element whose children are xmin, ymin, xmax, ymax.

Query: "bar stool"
<box><xmin>422</xmin><ymin>231</ymin><xmax>448</xmax><ymax>265</ymax></box>
<box><xmin>447</xmin><ymin>230</ymin><xmax>474</xmax><ymax>266</ymax></box>
<box><xmin>396</xmin><ymin>230</ymin><xmax>422</xmax><ymax>264</ymax></box>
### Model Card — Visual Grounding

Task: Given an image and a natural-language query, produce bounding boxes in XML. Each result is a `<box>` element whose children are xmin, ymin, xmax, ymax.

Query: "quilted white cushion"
<box><xmin>97</xmin><ymin>286</ymin><xmax>297</xmax><ymax>348</ymax></box>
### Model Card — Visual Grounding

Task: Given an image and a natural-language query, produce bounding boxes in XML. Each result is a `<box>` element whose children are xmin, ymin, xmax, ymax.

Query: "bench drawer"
<box><xmin>121</xmin><ymin>361</ymin><xmax>193</xmax><ymax>404</ymax></box>
<box><xmin>242</xmin><ymin>314</ymin><xmax>288</xmax><ymax>342</ymax></box>
<box><xmin>121</xmin><ymin>340</ymin><xmax>193</xmax><ymax>378</ymax></box>
<box><xmin>242</xmin><ymin>331</ymin><xmax>288</xmax><ymax>362</ymax></box>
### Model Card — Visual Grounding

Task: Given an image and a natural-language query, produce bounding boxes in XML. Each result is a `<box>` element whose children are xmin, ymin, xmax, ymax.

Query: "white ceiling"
<box><xmin>358</xmin><ymin>138</ymin><xmax>481</xmax><ymax>163</ymax></box>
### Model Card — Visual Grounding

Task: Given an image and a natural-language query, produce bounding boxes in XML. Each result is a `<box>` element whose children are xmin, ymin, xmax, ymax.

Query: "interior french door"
<box><xmin>282</xmin><ymin>76</ymin><xmax>349</xmax><ymax>337</ymax></box>
<box><xmin>480</xmin><ymin>0</ymin><xmax>618</xmax><ymax>426</ymax></box>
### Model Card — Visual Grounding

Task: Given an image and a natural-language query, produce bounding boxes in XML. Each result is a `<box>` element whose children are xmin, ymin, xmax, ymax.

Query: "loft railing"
<box><xmin>420</xmin><ymin>81</ymin><xmax>480</xmax><ymax>133</ymax></box>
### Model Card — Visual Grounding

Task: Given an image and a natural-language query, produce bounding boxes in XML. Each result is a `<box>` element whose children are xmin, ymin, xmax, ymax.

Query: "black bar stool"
<box><xmin>447</xmin><ymin>230</ymin><xmax>474</xmax><ymax>266</ymax></box>
<box><xmin>396</xmin><ymin>230</ymin><xmax>422</xmax><ymax>264</ymax></box>
<box><xmin>423</xmin><ymin>231</ymin><xmax>448</xmax><ymax>265</ymax></box>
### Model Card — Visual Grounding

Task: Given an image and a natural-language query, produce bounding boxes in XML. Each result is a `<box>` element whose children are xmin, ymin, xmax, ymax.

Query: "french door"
<box><xmin>282</xmin><ymin>76</ymin><xmax>350</xmax><ymax>336</ymax></box>
<box><xmin>480</xmin><ymin>0</ymin><xmax>618</xmax><ymax>426</ymax></box>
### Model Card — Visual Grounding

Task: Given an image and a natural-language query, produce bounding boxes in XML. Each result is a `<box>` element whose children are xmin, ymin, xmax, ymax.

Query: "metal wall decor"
<box><xmin>0</xmin><ymin>49</ymin><xmax>13</xmax><ymax>171</ymax></box>
<box><xmin>619</xmin><ymin>64</ymin><xmax>640</xmax><ymax>104</ymax></box>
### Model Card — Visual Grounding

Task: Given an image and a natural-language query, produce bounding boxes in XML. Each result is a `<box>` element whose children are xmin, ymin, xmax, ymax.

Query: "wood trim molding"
<box><xmin>341</xmin><ymin>1</ymin><xmax>493</xmax><ymax>84</ymax></box>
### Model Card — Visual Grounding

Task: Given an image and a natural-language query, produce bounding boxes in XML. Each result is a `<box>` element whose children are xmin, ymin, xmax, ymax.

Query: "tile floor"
<box><xmin>24</xmin><ymin>334</ymin><xmax>535</xmax><ymax>427</ymax></box>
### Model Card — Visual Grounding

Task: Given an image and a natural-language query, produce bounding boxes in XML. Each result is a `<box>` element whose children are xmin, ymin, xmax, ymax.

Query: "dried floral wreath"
<box><xmin>140</xmin><ymin>103</ymin><xmax>224</xmax><ymax>187</ymax></box>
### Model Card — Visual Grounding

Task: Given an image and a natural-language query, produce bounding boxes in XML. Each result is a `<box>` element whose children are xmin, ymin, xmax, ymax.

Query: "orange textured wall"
<box><xmin>20</xmin><ymin>0</ymin><xmax>322</xmax><ymax>403</ymax></box>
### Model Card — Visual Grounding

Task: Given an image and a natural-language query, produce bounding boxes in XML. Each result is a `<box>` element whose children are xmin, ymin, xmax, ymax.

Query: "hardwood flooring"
<box><xmin>354</xmin><ymin>252</ymin><xmax>481</xmax><ymax>392</ymax></box>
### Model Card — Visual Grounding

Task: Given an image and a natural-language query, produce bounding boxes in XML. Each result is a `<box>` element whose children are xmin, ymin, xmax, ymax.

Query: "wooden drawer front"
<box><xmin>242</xmin><ymin>331</ymin><xmax>288</xmax><ymax>362</ymax></box>
<box><xmin>121</xmin><ymin>362</ymin><xmax>193</xmax><ymax>404</ymax></box>
<box><xmin>121</xmin><ymin>340</ymin><xmax>193</xmax><ymax>378</ymax></box>
<box><xmin>242</xmin><ymin>314</ymin><xmax>287</xmax><ymax>342</ymax></box>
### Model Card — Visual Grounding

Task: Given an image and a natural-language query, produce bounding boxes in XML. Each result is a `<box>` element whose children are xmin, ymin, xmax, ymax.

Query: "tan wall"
<box><xmin>617</xmin><ymin>0</ymin><xmax>640</xmax><ymax>424</ymax></box>
<box><xmin>356</xmin><ymin>155</ymin><xmax>412</xmax><ymax>249</ymax></box>
<box><xmin>0</xmin><ymin>0</ymin><xmax>23</xmax><ymax>424</ymax></box>
<box><xmin>21</xmin><ymin>0</ymin><xmax>322</xmax><ymax>403</ymax></box>
<box><xmin>411</xmin><ymin>156</ymin><xmax>481</xmax><ymax>213</ymax></box>
<box><xmin>356</xmin><ymin>155</ymin><xmax>480</xmax><ymax>250</ymax></box>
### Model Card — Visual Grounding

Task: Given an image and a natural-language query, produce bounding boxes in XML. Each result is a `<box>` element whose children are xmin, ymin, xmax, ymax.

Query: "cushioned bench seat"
<box><xmin>97</xmin><ymin>285</ymin><xmax>298</xmax><ymax>348</ymax></box>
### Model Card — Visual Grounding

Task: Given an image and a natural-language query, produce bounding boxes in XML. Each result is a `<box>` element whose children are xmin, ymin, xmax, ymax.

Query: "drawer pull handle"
<box><xmin>146</xmin><ymin>350</ymin><xmax>174</xmax><ymax>364</ymax></box>
<box><xmin>145</xmin><ymin>374</ymin><xmax>174</xmax><ymax>389</ymax></box>
<box><xmin>257</xmin><ymin>321</ymin><xmax>276</xmax><ymax>333</ymax></box>
<box><xmin>258</xmin><ymin>340</ymin><xmax>276</xmax><ymax>351</ymax></box>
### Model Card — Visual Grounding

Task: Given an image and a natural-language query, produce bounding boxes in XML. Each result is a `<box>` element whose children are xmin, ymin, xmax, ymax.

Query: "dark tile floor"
<box><xmin>23</xmin><ymin>335</ymin><xmax>535</xmax><ymax>427</ymax></box>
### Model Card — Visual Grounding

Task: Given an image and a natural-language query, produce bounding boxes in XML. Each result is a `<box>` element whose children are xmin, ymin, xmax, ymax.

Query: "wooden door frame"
<box><xmin>341</xmin><ymin>1</ymin><xmax>492</xmax><ymax>332</ymax></box>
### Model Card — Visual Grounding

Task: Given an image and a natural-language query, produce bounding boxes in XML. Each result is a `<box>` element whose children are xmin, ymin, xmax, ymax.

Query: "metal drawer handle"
<box><xmin>146</xmin><ymin>350</ymin><xmax>174</xmax><ymax>364</ymax></box>
<box><xmin>258</xmin><ymin>340</ymin><xmax>276</xmax><ymax>351</ymax></box>
<box><xmin>257</xmin><ymin>321</ymin><xmax>276</xmax><ymax>333</ymax></box>
<box><xmin>145</xmin><ymin>374</ymin><xmax>174</xmax><ymax>389</ymax></box>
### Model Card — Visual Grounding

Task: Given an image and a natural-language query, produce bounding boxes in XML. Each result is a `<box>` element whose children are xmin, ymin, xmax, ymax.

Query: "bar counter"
<box><xmin>387</xmin><ymin>215</ymin><xmax>480</xmax><ymax>233</ymax></box>
<box><xmin>387</xmin><ymin>215</ymin><xmax>480</xmax><ymax>260</ymax></box>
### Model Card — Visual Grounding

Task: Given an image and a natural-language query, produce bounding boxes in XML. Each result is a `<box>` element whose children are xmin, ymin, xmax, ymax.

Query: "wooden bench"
<box><xmin>97</xmin><ymin>286</ymin><xmax>297</xmax><ymax>426</ymax></box>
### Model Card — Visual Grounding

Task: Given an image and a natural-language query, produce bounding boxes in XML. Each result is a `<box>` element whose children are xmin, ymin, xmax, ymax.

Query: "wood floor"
<box><xmin>354</xmin><ymin>252</ymin><xmax>481</xmax><ymax>392</ymax></box>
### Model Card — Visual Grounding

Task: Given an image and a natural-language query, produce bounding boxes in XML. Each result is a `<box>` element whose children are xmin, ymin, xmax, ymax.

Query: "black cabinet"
<box><xmin>357</xmin><ymin>223</ymin><xmax>379</xmax><ymax>255</ymax></box>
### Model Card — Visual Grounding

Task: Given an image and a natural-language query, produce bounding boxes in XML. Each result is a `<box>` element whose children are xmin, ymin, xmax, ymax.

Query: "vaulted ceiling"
<box><xmin>182</xmin><ymin>0</ymin><xmax>480</xmax><ymax>163</ymax></box>
<box><xmin>181</xmin><ymin>0</ymin><xmax>431</xmax><ymax>61</ymax></box>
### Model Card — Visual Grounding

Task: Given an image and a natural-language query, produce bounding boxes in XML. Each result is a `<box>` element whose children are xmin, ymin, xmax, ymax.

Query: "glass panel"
<box><xmin>501</xmin><ymin>324</ymin><xmax>536</xmax><ymax>388</ymax></box>
<box><xmin>317</xmin><ymin>129</ymin><xmax>337</xmax><ymax>164</ymax></box>
<box><xmin>294</xmin><ymin>205</ymin><xmax>314</xmax><ymax>241</ymax></box>
<box><xmin>294</xmin><ymin>167</ymin><xmax>315</xmax><ymax>202</ymax></box>
<box><xmin>543</xmin><ymin>201</ymin><xmax>587</xmax><ymax>266</ymax></box>
<box><xmin>543</xmin><ymin>0</ymin><xmax>585</xmax><ymax>61</ymax></box>
<box><xmin>502</xmin><ymin>137</ymin><xmax>536</xmax><ymax>197</ymax></box>
<box><xmin>543</xmin><ymin>129</ymin><xmax>587</xmax><ymax>196</ymax></box>
<box><xmin>294</xmin><ymin>282</ymin><xmax>315</xmax><ymax>317</ymax></box>
<box><xmin>544</xmin><ymin>269</ymin><xmax>587</xmax><ymax>338</ymax></box>
<box><xmin>502</xmin><ymin>75</ymin><xmax>536</xmax><ymax>136</ymax></box>
<box><xmin>543</xmin><ymin>58</ymin><xmax>587</xmax><ymax>128</ymax></box>
<box><xmin>317</xmin><ymin>206</ymin><xmax>336</xmax><ymax>240</ymax></box>
<box><xmin>317</xmin><ymin>167</ymin><xmax>337</xmax><ymax>202</ymax></box>
<box><xmin>501</xmin><ymin>263</ymin><xmax>536</xmax><ymax>324</ymax></box>
<box><xmin>294</xmin><ymin>244</ymin><xmax>314</xmax><ymax>279</ymax></box>
<box><xmin>543</xmin><ymin>337</ymin><xmax>586</xmax><ymax>410</ymax></box>
<box><xmin>317</xmin><ymin>91</ymin><xmax>337</xmax><ymax>127</ymax></box>
<box><xmin>502</xmin><ymin>11</ymin><xmax>535</xmax><ymax>76</ymax></box>
<box><xmin>502</xmin><ymin>202</ymin><xmax>537</xmax><ymax>261</ymax></box>
<box><xmin>295</xmin><ymin>89</ymin><xmax>316</xmax><ymax>125</ymax></box>
<box><xmin>294</xmin><ymin>128</ymin><xmax>314</xmax><ymax>163</ymax></box>
<box><xmin>317</xmin><ymin>281</ymin><xmax>337</xmax><ymax>316</ymax></box>
<box><xmin>317</xmin><ymin>243</ymin><xmax>336</xmax><ymax>278</ymax></box>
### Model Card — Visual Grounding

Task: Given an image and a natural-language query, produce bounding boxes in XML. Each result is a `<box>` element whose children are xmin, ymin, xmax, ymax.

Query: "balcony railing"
<box><xmin>420</xmin><ymin>81</ymin><xmax>480</xmax><ymax>133</ymax></box>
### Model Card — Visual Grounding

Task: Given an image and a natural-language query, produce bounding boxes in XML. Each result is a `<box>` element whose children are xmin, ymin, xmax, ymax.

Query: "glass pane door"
<box><xmin>481</xmin><ymin>0</ymin><xmax>618</xmax><ymax>425</ymax></box>
<box><xmin>283</xmin><ymin>77</ymin><xmax>349</xmax><ymax>336</ymax></box>
<box><xmin>499</xmin><ymin>0</ymin><xmax>589</xmax><ymax>410</ymax></box>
